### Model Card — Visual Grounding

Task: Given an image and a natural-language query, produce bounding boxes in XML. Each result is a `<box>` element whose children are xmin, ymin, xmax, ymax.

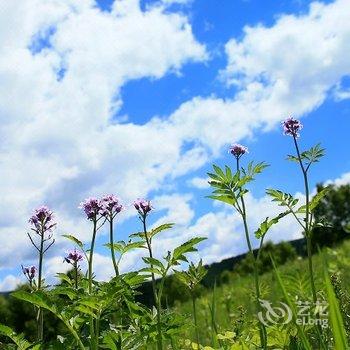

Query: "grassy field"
<box><xmin>173</xmin><ymin>240</ymin><xmax>350</xmax><ymax>348</ymax></box>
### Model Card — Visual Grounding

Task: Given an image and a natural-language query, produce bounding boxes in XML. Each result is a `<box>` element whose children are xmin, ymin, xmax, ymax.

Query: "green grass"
<box><xmin>173</xmin><ymin>240</ymin><xmax>350</xmax><ymax>347</ymax></box>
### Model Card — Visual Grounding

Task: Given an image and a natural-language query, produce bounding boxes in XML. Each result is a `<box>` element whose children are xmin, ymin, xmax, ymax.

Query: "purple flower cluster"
<box><xmin>22</xmin><ymin>265</ymin><xmax>36</xmax><ymax>283</ymax></box>
<box><xmin>282</xmin><ymin>117</ymin><xmax>303</xmax><ymax>137</ymax></box>
<box><xmin>134</xmin><ymin>199</ymin><xmax>152</xmax><ymax>217</ymax></box>
<box><xmin>29</xmin><ymin>206</ymin><xmax>56</xmax><ymax>233</ymax></box>
<box><xmin>65</xmin><ymin>249</ymin><xmax>84</xmax><ymax>264</ymax></box>
<box><xmin>79</xmin><ymin>195</ymin><xmax>123</xmax><ymax>220</ymax></box>
<box><xmin>79</xmin><ymin>197</ymin><xmax>103</xmax><ymax>220</ymax></box>
<box><xmin>229</xmin><ymin>144</ymin><xmax>249</xmax><ymax>159</ymax></box>
<box><xmin>100</xmin><ymin>194</ymin><xmax>123</xmax><ymax>219</ymax></box>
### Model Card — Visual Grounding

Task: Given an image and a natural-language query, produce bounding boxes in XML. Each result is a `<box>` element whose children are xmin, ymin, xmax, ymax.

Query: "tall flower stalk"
<box><xmin>266</xmin><ymin>117</ymin><xmax>327</xmax><ymax>348</ymax></box>
<box><xmin>207</xmin><ymin>144</ymin><xmax>291</xmax><ymax>349</ymax></box>
<box><xmin>79</xmin><ymin>197</ymin><xmax>105</xmax><ymax>350</ymax></box>
<box><xmin>27</xmin><ymin>206</ymin><xmax>56</xmax><ymax>342</ymax></box>
<box><xmin>100</xmin><ymin>194</ymin><xmax>123</xmax><ymax>276</ymax></box>
<box><xmin>282</xmin><ymin>117</ymin><xmax>324</xmax><ymax>303</ymax></box>
<box><xmin>134</xmin><ymin>199</ymin><xmax>163</xmax><ymax>350</ymax></box>
<box><xmin>176</xmin><ymin>260</ymin><xmax>207</xmax><ymax>346</ymax></box>
<box><xmin>64</xmin><ymin>249</ymin><xmax>84</xmax><ymax>289</ymax></box>
<box><xmin>21</xmin><ymin>265</ymin><xmax>36</xmax><ymax>289</ymax></box>
<box><xmin>229</xmin><ymin>144</ymin><xmax>267</xmax><ymax>349</ymax></box>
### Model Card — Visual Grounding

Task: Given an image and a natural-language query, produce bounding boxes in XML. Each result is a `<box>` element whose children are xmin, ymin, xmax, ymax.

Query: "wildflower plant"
<box><xmin>132</xmin><ymin>199</ymin><xmax>206</xmax><ymax>350</ymax></box>
<box><xmin>21</xmin><ymin>265</ymin><xmax>36</xmax><ymax>288</ymax></box>
<box><xmin>79</xmin><ymin>197</ymin><xmax>105</xmax><ymax>349</ymax></box>
<box><xmin>79</xmin><ymin>197</ymin><xmax>105</xmax><ymax>294</ymax></box>
<box><xmin>208</xmin><ymin>144</ymin><xmax>290</xmax><ymax>349</ymax></box>
<box><xmin>26</xmin><ymin>205</ymin><xmax>56</xmax><ymax>341</ymax></box>
<box><xmin>267</xmin><ymin>117</ymin><xmax>328</xmax><ymax>304</ymax></box>
<box><xmin>176</xmin><ymin>259</ymin><xmax>207</xmax><ymax>346</ymax></box>
<box><xmin>64</xmin><ymin>248</ymin><xmax>84</xmax><ymax>289</ymax></box>
<box><xmin>100</xmin><ymin>194</ymin><xmax>123</xmax><ymax>276</ymax></box>
<box><xmin>1</xmin><ymin>123</ymin><xmax>348</xmax><ymax>350</ymax></box>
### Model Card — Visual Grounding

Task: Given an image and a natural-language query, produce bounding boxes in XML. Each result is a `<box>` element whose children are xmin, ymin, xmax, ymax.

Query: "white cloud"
<box><xmin>0</xmin><ymin>0</ymin><xmax>207</xmax><ymax>274</ymax></box>
<box><xmin>0</xmin><ymin>275</ymin><xmax>21</xmax><ymax>292</ymax></box>
<box><xmin>333</xmin><ymin>84</ymin><xmax>350</xmax><ymax>101</ymax></box>
<box><xmin>1</xmin><ymin>0</ymin><xmax>350</xmax><ymax>290</ymax></box>
<box><xmin>163</xmin><ymin>0</ymin><xmax>350</xmax><ymax>157</ymax></box>
<box><xmin>326</xmin><ymin>171</ymin><xmax>350</xmax><ymax>186</ymax></box>
<box><xmin>187</xmin><ymin>176</ymin><xmax>210</xmax><ymax>189</ymax></box>
<box><xmin>221</xmin><ymin>0</ymin><xmax>350</xmax><ymax>123</ymax></box>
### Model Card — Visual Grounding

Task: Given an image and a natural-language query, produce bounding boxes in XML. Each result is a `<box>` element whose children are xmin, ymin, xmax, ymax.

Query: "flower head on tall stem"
<box><xmin>229</xmin><ymin>144</ymin><xmax>248</xmax><ymax>159</ymax></box>
<box><xmin>27</xmin><ymin>206</ymin><xmax>56</xmax><ymax>253</ymax></box>
<box><xmin>29</xmin><ymin>206</ymin><xmax>56</xmax><ymax>234</ymax></box>
<box><xmin>282</xmin><ymin>117</ymin><xmax>303</xmax><ymax>138</ymax></box>
<box><xmin>79</xmin><ymin>197</ymin><xmax>103</xmax><ymax>221</ymax></box>
<box><xmin>100</xmin><ymin>195</ymin><xmax>123</xmax><ymax>277</ymax></box>
<box><xmin>64</xmin><ymin>249</ymin><xmax>84</xmax><ymax>265</ymax></box>
<box><xmin>27</xmin><ymin>205</ymin><xmax>56</xmax><ymax>342</ymax></box>
<box><xmin>64</xmin><ymin>249</ymin><xmax>83</xmax><ymax>290</ymax></box>
<box><xmin>100</xmin><ymin>194</ymin><xmax>123</xmax><ymax>220</ymax></box>
<box><xmin>22</xmin><ymin>265</ymin><xmax>36</xmax><ymax>285</ymax></box>
<box><xmin>134</xmin><ymin>199</ymin><xmax>152</xmax><ymax>218</ymax></box>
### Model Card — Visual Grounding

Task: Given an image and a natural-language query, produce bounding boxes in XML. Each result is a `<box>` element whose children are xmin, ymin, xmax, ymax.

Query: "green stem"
<box><xmin>236</xmin><ymin>157</ymin><xmax>267</xmax><ymax>350</ymax></box>
<box><xmin>192</xmin><ymin>293</ymin><xmax>200</xmax><ymax>346</ymax></box>
<box><xmin>62</xmin><ymin>319</ymin><xmax>86</xmax><ymax>350</ymax></box>
<box><xmin>88</xmin><ymin>220</ymin><xmax>97</xmax><ymax>350</ymax></box>
<box><xmin>37</xmin><ymin>231</ymin><xmax>44</xmax><ymax>342</ymax></box>
<box><xmin>109</xmin><ymin>218</ymin><xmax>119</xmax><ymax>276</ymax></box>
<box><xmin>143</xmin><ymin>216</ymin><xmax>163</xmax><ymax>350</ymax></box>
<box><xmin>74</xmin><ymin>263</ymin><xmax>78</xmax><ymax>290</ymax></box>
<box><xmin>292</xmin><ymin>136</ymin><xmax>317</xmax><ymax>303</ymax></box>
<box><xmin>95</xmin><ymin>315</ymin><xmax>100</xmax><ymax>349</ymax></box>
<box><xmin>293</xmin><ymin>136</ymin><xmax>327</xmax><ymax>349</ymax></box>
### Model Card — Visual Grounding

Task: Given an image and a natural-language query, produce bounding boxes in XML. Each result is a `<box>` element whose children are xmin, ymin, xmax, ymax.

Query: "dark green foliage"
<box><xmin>312</xmin><ymin>184</ymin><xmax>350</xmax><ymax>246</ymax></box>
<box><xmin>234</xmin><ymin>241</ymin><xmax>297</xmax><ymax>275</ymax></box>
<box><xmin>3</xmin><ymin>285</ymin><xmax>64</xmax><ymax>343</ymax></box>
<box><xmin>161</xmin><ymin>275</ymin><xmax>192</xmax><ymax>306</ymax></box>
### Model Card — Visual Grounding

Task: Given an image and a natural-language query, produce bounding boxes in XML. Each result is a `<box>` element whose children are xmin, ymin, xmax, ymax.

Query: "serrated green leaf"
<box><xmin>105</xmin><ymin>240</ymin><xmax>146</xmax><ymax>254</ymax></box>
<box><xmin>286</xmin><ymin>154</ymin><xmax>299</xmax><ymax>162</ymax></box>
<box><xmin>0</xmin><ymin>324</ymin><xmax>33</xmax><ymax>350</ymax></box>
<box><xmin>207</xmin><ymin>195</ymin><xmax>235</xmax><ymax>206</ymax></box>
<box><xmin>149</xmin><ymin>223</ymin><xmax>174</xmax><ymax>239</ymax></box>
<box><xmin>56</xmin><ymin>273</ymin><xmax>73</xmax><ymax>286</ymax></box>
<box><xmin>213</xmin><ymin>164</ymin><xmax>225</xmax><ymax>179</ymax></box>
<box><xmin>142</xmin><ymin>257</ymin><xmax>165</xmax><ymax>271</ymax></box>
<box><xmin>75</xmin><ymin>305</ymin><xmax>98</xmax><ymax>318</ymax></box>
<box><xmin>296</xmin><ymin>187</ymin><xmax>330</xmax><ymax>213</ymax></box>
<box><xmin>172</xmin><ymin>237</ymin><xmax>206</xmax><ymax>263</ymax></box>
<box><xmin>129</xmin><ymin>231</ymin><xmax>145</xmax><ymax>239</ymax></box>
<box><xmin>266</xmin><ymin>189</ymin><xmax>299</xmax><ymax>208</ymax></box>
<box><xmin>139</xmin><ymin>267</ymin><xmax>163</xmax><ymax>276</ymax></box>
<box><xmin>207</xmin><ymin>172</ymin><xmax>221</xmax><ymax>181</ymax></box>
<box><xmin>302</xmin><ymin>143</ymin><xmax>325</xmax><ymax>163</ymax></box>
<box><xmin>62</xmin><ymin>234</ymin><xmax>84</xmax><ymax>250</ymax></box>
<box><xmin>309</xmin><ymin>187</ymin><xmax>329</xmax><ymax>211</ymax></box>
<box><xmin>254</xmin><ymin>211</ymin><xmax>291</xmax><ymax>239</ymax></box>
<box><xmin>51</xmin><ymin>286</ymin><xmax>77</xmax><ymax>300</ymax></box>
<box><xmin>11</xmin><ymin>290</ymin><xmax>56</xmax><ymax>314</ymax></box>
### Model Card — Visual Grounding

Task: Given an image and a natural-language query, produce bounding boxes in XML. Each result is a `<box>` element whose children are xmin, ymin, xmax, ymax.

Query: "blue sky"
<box><xmin>0</xmin><ymin>0</ymin><xmax>349</xmax><ymax>290</ymax></box>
